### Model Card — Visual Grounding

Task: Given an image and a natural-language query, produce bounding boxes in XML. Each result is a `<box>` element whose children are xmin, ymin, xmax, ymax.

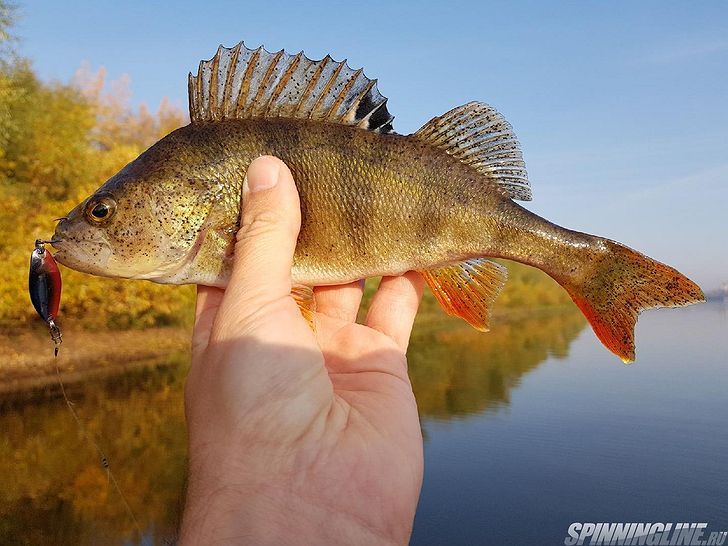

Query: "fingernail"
<box><xmin>246</xmin><ymin>156</ymin><xmax>281</xmax><ymax>192</ymax></box>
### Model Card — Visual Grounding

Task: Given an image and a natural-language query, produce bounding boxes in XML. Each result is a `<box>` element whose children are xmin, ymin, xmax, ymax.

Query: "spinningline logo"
<box><xmin>564</xmin><ymin>523</ymin><xmax>727</xmax><ymax>546</ymax></box>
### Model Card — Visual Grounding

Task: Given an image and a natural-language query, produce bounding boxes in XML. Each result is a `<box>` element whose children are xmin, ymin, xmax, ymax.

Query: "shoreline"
<box><xmin>0</xmin><ymin>326</ymin><xmax>192</xmax><ymax>398</ymax></box>
<box><xmin>0</xmin><ymin>304</ymin><xmax>580</xmax><ymax>399</ymax></box>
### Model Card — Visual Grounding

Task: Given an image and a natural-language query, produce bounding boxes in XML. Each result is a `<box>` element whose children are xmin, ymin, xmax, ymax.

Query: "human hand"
<box><xmin>180</xmin><ymin>156</ymin><xmax>425</xmax><ymax>545</ymax></box>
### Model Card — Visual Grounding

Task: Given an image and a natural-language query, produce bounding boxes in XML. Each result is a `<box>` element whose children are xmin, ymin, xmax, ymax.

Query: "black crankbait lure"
<box><xmin>29</xmin><ymin>241</ymin><xmax>141</xmax><ymax>534</ymax></box>
<box><xmin>29</xmin><ymin>240</ymin><xmax>63</xmax><ymax>356</ymax></box>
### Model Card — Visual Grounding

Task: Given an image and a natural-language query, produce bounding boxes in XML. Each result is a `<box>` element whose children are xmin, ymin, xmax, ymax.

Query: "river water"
<box><xmin>1</xmin><ymin>303</ymin><xmax>726</xmax><ymax>544</ymax></box>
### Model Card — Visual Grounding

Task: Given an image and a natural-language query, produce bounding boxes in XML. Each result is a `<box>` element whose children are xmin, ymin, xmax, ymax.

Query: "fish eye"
<box><xmin>85</xmin><ymin>195</ymin><xmax>117</xmax><ymax>223</ymax></box>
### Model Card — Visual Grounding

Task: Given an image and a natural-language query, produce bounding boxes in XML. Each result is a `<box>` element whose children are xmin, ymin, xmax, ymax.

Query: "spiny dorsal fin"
<box><xmin>414</xmin><ymin>102</ymin><xmax>531</xmax><ymax>201</ymax></box>
<box><xmin>419</xmin><ymin>258</ymin><xmax>508</xmax><ymax>332</ymax></box>
<box><xmin>188</xmin><ymin>42</ymin><xmax>395</xmax><ymax>133</ymax></box>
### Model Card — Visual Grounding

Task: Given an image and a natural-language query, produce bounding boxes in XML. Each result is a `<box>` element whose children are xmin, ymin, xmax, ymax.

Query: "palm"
<box><xmin>320</xmin><ymin>314</ymin><xmax>422</xmax><ymax>451</ymax></box>
<box><xmin>326</xmin><ymin>312</ymin><xmax>422</xmax><ymax>476</ymax></box>
<box><xmin>187</xmin><ymin>275</ymin><xmax>424</xmax><ymax>544</ymax></box>
<box><xmin>293</xmin><ymin>314</ymin><xmax>423</xmax><ymax>542</ymax></box>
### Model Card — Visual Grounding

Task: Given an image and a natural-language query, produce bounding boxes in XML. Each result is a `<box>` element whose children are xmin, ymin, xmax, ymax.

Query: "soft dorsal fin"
<box><xmin>188</xmin><ymin>42</ymin><xmax>395</xmax><ymax>133</ymax></box>
<box><xmin>414</xmin><ymin>102</ymin><xmax>531</xmax><ymax>201</ymax></box>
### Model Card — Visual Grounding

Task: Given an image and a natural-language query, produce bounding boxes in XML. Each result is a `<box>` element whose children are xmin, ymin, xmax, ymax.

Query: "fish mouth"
<box><xmin>50</xmin><ymin>237</ymin><xmax>112</xmax><ymax>272</ymax></box>
<box><xmin>51</xmin><ymin>237</ymin><xmax>106</xmax><ymax>252</ymax></box>
<box><xmin>37</xmin><ymin>238</ymin><xmax>63</xmax><ymax>247</ymax></box>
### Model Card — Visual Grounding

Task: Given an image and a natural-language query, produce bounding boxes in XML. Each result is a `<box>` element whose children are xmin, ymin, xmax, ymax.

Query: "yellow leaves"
<box><xmin>495</xmin><ymin>260</ymin><xmax>573</xmax><ymax>310</ymax></box>
<box><xmin>0</xmin><ymin>58</ymin><xmax>193</xmax><ymax>330</ymax></box>
<box><xmin>75</xmin><ymin>62</ymin><xmax>187</xmax><ymax>151</ymax></box>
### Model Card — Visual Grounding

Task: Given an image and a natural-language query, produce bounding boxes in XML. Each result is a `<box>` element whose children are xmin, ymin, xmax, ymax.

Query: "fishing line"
<box><xmin>30</xmin><ymin>240</ymin><xmax>142</xmax><ymax>536</ymax></box>
<box><xmin>54</xmin><ymin>356</ymin><xmax>142</xmax><ymax>537</ymax></box>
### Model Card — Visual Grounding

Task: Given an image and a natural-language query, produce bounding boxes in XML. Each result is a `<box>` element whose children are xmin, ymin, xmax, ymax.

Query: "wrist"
<box><xmin>180</xmin><ymin>476</ymin><xmax>404</xmax><ymax>546</ymax></box>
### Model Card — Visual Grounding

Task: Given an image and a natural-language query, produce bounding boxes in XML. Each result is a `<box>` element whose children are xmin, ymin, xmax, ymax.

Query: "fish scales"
<box><xmin>165</xmin><ymin>118</ymin><xmax>505</xmax><ymax>285</ymax></box>
<box><xmin>51</xmin><ymin>43</ymin><xmax>704</xmax><ymax>362</ymax></box>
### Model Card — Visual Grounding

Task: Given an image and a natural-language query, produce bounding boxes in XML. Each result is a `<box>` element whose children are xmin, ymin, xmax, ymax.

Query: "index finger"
<box><xmin>193</xmin><ymin>285</ymin><xmax>224</xmax><ymax>357</ymax></box>
<box><xmin>314</xmin><ymin>280</ymin><xmax>365</xmax><ymax>323</ymax></box>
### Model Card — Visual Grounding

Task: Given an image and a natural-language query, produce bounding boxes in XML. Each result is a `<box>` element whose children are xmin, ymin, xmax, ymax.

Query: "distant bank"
<box><xmin>0</xmin><ymin>327</ymin><xmax>192</xmax><ymax>398</ymax></box>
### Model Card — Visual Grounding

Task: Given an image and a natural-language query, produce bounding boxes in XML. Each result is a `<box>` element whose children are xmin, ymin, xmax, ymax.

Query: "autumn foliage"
<box><xmin>0</xmin><ymin>51</ymin><xmax>195</xmax><ymax>330</ymax></box>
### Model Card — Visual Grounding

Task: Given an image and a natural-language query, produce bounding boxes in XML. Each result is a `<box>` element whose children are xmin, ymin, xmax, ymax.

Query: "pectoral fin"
<box><xmin>292</xmin><ymin>284</ymin><xmax>316</xmax><ymax>330</ymax></box>
<box><xmin>419</xmin><ymin>259</ymin><xmax>507</xmax><ymax>331</ymax></box>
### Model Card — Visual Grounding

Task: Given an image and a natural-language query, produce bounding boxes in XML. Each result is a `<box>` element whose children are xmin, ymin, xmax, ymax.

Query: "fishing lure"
<box><xmin>29</xmin><ymin>240</ymin><xmax>141</xmax><ymax>534</ymax></box>
<box><xmin>29</xmin><ymin>240</ymin><xmax>63</xmax><ymax>355</ymax></box>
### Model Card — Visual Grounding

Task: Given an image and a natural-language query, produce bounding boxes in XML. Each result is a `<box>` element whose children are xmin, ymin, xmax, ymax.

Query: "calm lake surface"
<box><xmin>1</xmin><ymin>303</ymin><xmax>726</xmax><ymax>545</ymax></box>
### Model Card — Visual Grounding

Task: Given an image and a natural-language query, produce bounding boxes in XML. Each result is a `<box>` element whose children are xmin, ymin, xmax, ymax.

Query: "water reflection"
<box><xmin>0</xmin><ymin>358</ymin><xmax>189</xmax><ymax>545</ymax></box>
<box><xmin>0</xmin><ymin>308</ymin><xmax>585</xmax><ymax>544</ymax></box>
<box><xmin>409</xmin><ymin>308</ymin><xmax>586</xmax><ymax>419</ymax></box>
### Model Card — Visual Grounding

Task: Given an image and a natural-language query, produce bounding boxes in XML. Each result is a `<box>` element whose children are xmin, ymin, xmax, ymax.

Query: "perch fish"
<box><xmin>50</xmin><ymin>43</ymin><xmax>704</xmax><ymax>362</ymax></box>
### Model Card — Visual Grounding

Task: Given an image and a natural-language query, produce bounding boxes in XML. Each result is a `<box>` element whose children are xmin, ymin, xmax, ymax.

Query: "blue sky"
<box><xmin>16</xmin><ymin>1</ymin><xmax>728</xmax><ymax>289</ymax></box>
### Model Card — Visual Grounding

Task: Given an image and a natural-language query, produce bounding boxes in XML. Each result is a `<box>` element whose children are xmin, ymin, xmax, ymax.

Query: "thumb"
<box><xmin>216</xmin><ymin>156</ymin><xmax>301</xmax><ymax>335</ymax></box>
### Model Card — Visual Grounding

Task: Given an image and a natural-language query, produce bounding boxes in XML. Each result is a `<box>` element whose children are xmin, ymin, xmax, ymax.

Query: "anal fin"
<box><xmin>419</xmin><ymin>259</ymin><xmax>507</xmax><ymax>331</ymax></box>
<box><xmin>292</xmin><ymin>285</ymin><xmax>316</xmax><ymax>331</ymax></box>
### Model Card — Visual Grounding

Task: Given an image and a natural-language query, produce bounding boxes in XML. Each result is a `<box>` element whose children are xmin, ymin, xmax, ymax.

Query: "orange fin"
<box><xmin>563</xmin><ymin>240</ymin><xmax>704</xmax><ymax>363</ymax></box>
<box><xmin>292</xmin><ymin>285</ymin><xmax>316</xmax><ymax>330</ymax></box>
<box><xmin>419</xmin><ymin>259</ymin><xmax>507</xmax><ymax>331</ymax></box>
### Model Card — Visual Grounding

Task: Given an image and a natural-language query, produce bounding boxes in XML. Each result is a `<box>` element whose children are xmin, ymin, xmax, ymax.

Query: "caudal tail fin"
<box><xmin>411</xmin><ymin>101</ymin><xmax>703</xmax><ymax>360</ymax></box>
<box><xmin>562</xmin><ymin>240</ymin><xmax>704</xmax><ymax>362</ymax></box>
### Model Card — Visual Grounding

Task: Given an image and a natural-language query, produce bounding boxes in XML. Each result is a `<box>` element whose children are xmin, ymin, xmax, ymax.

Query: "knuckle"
<box><xmin>238</xmin><ymin>212</ymin><xmax>280</xmax><ymax>242</ymax></box>
<box><xmin>237</xmin><ymin>210</ymin><xmax>298</xmax><ymax>244</ymax></box>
